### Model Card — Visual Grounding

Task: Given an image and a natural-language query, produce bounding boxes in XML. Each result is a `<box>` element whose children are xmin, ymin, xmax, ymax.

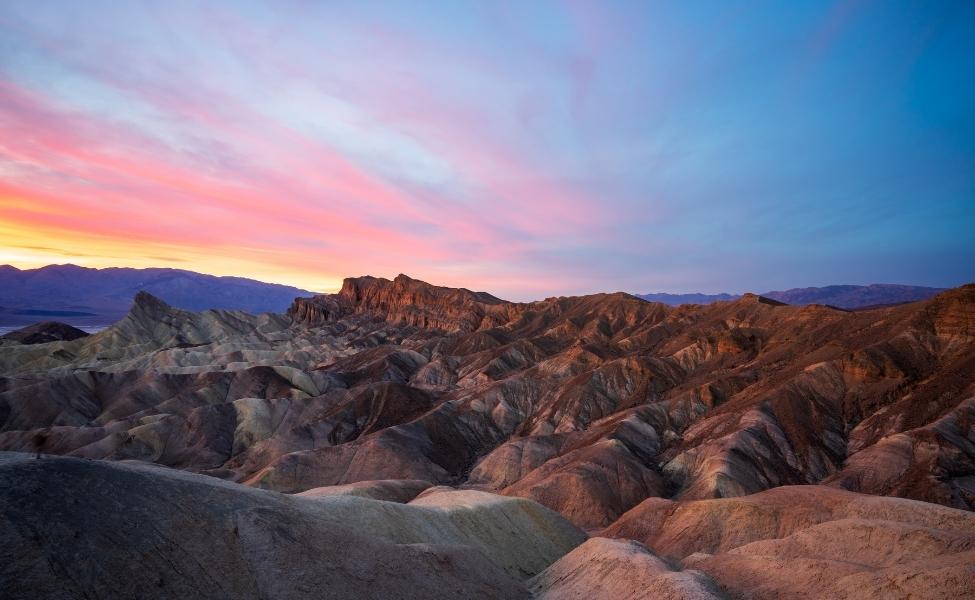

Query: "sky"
<box><xmin>0</xmin><ymin>1</ymin><xmax>973</xmax><ymax>300</ymax></box>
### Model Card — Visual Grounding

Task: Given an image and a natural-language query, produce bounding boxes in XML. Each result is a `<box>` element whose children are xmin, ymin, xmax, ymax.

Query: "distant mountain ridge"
<box><xmin>637</xmin><ymin>283</ymin><xmax>947</xmax><ymax>309</ymax></box>
<box><xmin>762</xmin><ymin>284</ymin><xmax>948</xmax><ymax>308</ymax></box>
<box><xmin>0</xmin><ymin>264</ymin><xmax>313</xmax><ymax>326</ymax></box>
<box><xmin>636</xmin><ymin>292</ymin><xmax>739</xmax><ymax>305</ymax></box>
<box><xmin>0</xmin><ymin>265</ymin><xmax>952</xmax><ymax>326</ymax></box>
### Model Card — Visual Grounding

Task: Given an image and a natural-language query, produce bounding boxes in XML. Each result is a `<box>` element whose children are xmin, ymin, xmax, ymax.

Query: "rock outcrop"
<box><xmin>290</xmin><ymin>273</ymin><xmax>517</xmax><ymax>331</ymax></box>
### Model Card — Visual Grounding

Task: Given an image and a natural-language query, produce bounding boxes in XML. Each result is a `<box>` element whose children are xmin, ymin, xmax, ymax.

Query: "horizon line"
<box><xmin>1</xmin><ymin>261</ymin><xmax>967</xmax><ymax>303</ymax></box>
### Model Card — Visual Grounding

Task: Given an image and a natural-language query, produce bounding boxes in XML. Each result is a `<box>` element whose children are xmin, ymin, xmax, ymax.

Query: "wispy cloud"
<box><xmin>1</xmin><ymin>1</ymin><xmax>972</xmax><ymax>298</ymax></box>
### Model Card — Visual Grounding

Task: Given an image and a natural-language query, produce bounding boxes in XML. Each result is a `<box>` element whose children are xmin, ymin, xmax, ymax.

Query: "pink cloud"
<box><xmin>0</xmin><ymin>7</ymin><xmax>621</xmax><ymax>298</ymax></box>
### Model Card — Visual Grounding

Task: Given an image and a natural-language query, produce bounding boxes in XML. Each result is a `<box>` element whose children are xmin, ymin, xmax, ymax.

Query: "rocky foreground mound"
<box><xmin>602</xmin><ymin>485</ymin><xmax>975</xmax><ymax>599</ymax></box>
<box><xmin>0</xmin><ymin>454</ymin><xmax>583</xmax><ymax>599</ymax></box>
<box><xmin>3</xmin><ymin>455</ymin><xmax>973</xmax><ymax>599</ymax></box>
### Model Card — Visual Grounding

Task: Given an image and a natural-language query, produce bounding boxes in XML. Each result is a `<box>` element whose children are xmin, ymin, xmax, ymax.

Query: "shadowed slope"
<box><xmin>0</xmin><ymin>454</ymin><xmax>584</xmax><ymax>599</ymax></box>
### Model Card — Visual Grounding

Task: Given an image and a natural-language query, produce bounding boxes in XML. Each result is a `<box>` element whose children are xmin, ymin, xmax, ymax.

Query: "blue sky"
<box><xmin>0</xmin><ymin>0</ymin><xmax>972</xmax><ymax>298</ymax></box>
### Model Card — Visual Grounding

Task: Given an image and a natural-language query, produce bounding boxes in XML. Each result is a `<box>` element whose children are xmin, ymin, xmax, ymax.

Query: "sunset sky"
<box><xmin>1</xmin><ymin>1</ymin><xmax>973</xmax><ymax>300</ymax></box>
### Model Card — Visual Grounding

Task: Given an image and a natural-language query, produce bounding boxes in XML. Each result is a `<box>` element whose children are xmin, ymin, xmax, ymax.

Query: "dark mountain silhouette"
<box><xmin>636</xmin><ymin>292</ymin><xmax>739</xmax><ymax>305</ymax></box>
<box><xmin>763</xmin><ymin>283</ymin><xmax>947</xmax><ymax>308</ymax></box>
<box><xmin>0</xmin><ymin>264</ymin><xmax>314</xmax><ymax>326</ymax></box>
<box><xmin>1</xmin><ymin>321</ymin><xmax>89</xmax><ymax>345</ymax></box>
<box><xmin>638</xmin><ymin>283</ymin><xmax>946</xmax><ymax>308</ymax></box>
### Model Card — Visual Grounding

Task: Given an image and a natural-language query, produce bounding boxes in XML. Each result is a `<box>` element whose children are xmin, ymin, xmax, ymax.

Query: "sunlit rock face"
<box><xmin>1</xmin><ymin>277</ymin><xmax>974</xmax><ymax>527</ymax></box>
<box><xmin>601</xmin><ymin>485</ymin><xmax>975</xmax><ymax>600</ymax></box>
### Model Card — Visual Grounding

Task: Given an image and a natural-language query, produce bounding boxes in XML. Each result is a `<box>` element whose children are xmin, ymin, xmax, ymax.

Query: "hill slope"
<box><xmin>0</xmin><ymin>454</ymin><xmax>584</xmax><ymax>599</ymax></box>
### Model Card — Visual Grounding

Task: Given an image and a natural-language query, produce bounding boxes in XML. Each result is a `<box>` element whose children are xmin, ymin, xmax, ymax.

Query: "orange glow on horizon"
<box><xmin>0</xmin><ymin>211</ymin><xmax>344</xmax><ymax>294</ymax></box>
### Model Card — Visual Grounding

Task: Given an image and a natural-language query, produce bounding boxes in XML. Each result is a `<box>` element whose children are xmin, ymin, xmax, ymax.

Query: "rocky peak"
<box><xmin>132</xmin><ymin>290</ymin><xmax>174</xmax><ymax>314</ymax></box>
<box><xmin>287</xmin><ymin>294</ymin><xmax>348</xmax><ymax>325</ymax></box>
<box><xmin>738</xmin><ymin>293</ymin><xmax>786</xmax><ymax>306</ymax></box>
<box><xmin>121</xmin><ymin>291</ymin><xmax>192</xmax><ymax>332</ymax></box>
<box><xmin>338</xmin><ymin>274</ymin><xmax>505</xmax><ymax>307</ymax></box>
<box><xmin>918</xmin><ymin>283</ymin><xmax>975</xmax><ymax>340</ymax></box>
<box><xmin>341</xmin><ymin>274</ymin><xmax>515</xmax><ymax>332</ymax></box>
<box><xmin>289</xmin><ymin>274</ymin><xmax>516</xmax><ymax>332</ymax></box>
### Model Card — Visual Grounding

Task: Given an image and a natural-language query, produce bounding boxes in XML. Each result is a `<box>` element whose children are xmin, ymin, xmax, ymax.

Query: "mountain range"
<box><xmin>0</xmin><ymin>264</ymin><xmax>949</xmax><ymax>329</ymax></box>
<box><xmin>0</xmin><ymin>264</ymin><xmax>313</xmax><ymax>326</ymax></box>
<box><xmin>638</xmin><ymin>283</ymin><xmax>946</xmax><ymax>308</ymax></box>
<box><xmin>1</xmin><ymin>273</ymin><xmax>973</xmax><ymax>598</ymax></box>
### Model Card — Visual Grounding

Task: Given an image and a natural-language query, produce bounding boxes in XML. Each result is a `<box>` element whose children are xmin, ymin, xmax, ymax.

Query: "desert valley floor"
<box><xmin>2</xmin><ymin>274</ymin><xmax>974</xmax><ymax>599</ymax></box>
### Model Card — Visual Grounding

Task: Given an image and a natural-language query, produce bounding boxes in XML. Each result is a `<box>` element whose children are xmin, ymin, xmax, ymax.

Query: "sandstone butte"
<box><xmin>1</xmin><ymin>274</ymin><xmax>973</xmax><ymax>599</ymax></box>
